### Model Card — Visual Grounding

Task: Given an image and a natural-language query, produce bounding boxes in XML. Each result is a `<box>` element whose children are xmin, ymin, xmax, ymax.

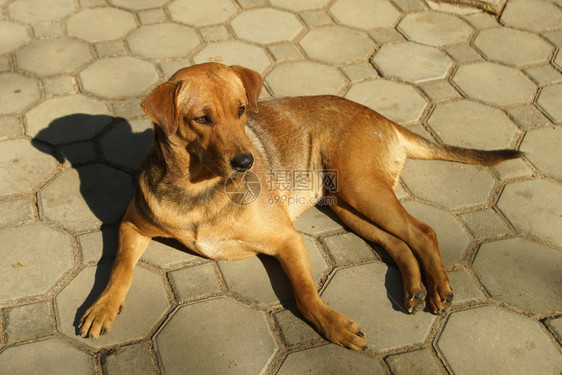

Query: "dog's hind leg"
<box><xmin>328</xmin><ymin>194</ymin><xmax>426</xmax><ymax>313</ymax></box>
<box><xmin>332</xmin><ymin>178</ymin><xmax>453</xmax><ymax>314</ymax></box>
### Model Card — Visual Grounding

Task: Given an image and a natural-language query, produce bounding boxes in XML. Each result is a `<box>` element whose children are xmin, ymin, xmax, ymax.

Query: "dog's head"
<box><xmin>141</xmin><ymin>63</ymin><xmax>262</xmax><ymax>177</ymax></box>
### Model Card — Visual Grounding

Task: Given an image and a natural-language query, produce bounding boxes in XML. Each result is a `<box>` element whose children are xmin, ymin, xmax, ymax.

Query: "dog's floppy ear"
<box><xmin>230</xmin><ymin>65</ymin><xmax>263</xmax><ymax>113</ymax></box>
<box><xmin>141</xmin><ymin>81</ymin><xmax>181</xmax><ymax>136</ymax></box>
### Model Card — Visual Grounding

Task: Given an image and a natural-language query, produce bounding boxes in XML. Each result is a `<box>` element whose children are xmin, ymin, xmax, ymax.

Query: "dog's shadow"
<box><xmin>32</xmin><ymin>113</ymin><xmax>151</xmax><ymax>229</ymax></box>
<box><xmin>31</xmin><ymin>114</ymin><xmax>195</xmax><ymax>334</ymax></box>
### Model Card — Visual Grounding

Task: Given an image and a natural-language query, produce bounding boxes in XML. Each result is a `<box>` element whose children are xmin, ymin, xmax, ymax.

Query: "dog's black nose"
<box><xmin>230</xmin><ymin>153</ymin><xmax>254</xmax><ymax>172</ymax></box>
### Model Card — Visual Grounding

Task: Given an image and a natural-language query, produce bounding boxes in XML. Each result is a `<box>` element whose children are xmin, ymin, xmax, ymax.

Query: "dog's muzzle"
<box><xmin>230</xmin><ymin>153</ymin><xmax>254</xmax><ymax>172</ymax></box>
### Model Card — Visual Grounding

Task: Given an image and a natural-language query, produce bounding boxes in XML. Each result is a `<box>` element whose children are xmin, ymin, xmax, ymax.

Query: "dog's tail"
<box><xmin>395</xmin><ymin>125</ymin><xmax>523</xmax><ymax>166</ymax></box>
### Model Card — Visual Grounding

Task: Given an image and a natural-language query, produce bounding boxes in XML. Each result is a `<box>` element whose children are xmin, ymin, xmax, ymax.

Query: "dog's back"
<box><xmin>248</xmin><ymin>95</ymin><xmax>521</xmax><ymax>192</ymax></box>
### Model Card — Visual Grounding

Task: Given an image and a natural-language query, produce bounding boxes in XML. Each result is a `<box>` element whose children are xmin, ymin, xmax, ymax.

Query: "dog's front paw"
<box><xmin>317</xmin><ymin>308</ymin><xmax>368</xmax><ymax>351</ymax></box>
<box><xmin>79</xmin><ymin>294</ymin><xmax>123</xmax><ymax>338</ymax></box>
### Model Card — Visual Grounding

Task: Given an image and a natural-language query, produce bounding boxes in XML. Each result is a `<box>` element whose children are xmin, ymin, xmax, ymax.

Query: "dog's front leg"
<box><xmin>274</xmin><ymin>232</ymin><xmax>368</xmax><ymax>351</ymax></box>
<box><xmin>79</xmin><ymin>220</ymin><xmax>151</xmax><ymax>338</ymax></box>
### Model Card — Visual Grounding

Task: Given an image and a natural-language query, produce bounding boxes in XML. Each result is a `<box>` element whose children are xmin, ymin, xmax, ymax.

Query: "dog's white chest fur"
<box><xmin>189</xmin><ymin>236</ymin><xmax>255</xmax><ymax>260</ymax></box>
<box><xmin>191</xmin><ymin>238</ymin><xmax>225</xmax><ymax>259</ymax></box>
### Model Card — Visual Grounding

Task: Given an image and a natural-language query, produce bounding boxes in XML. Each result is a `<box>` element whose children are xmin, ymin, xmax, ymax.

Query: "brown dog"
<box><xmin>79</xmin><ymin>63</ymin><xmax>521</xmax><ymax>350</ymax></box>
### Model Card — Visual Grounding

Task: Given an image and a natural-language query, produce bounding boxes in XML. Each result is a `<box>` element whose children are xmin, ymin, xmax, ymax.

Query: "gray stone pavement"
<box><xmin>0</xmin><ymin>0</ymin><xmax>561</xmax><ymax>373</ymax></box>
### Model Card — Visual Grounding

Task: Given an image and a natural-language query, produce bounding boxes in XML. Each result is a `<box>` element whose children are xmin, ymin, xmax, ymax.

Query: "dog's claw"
<box><xmin>405</xmin><ymin>285</ymin><xmax>427</xmax><ymax>314</ymax></box>
<box><xmin>441</xmin><ymin>293</ymin><xmax>454</xmax><ymax>303</ymax></box>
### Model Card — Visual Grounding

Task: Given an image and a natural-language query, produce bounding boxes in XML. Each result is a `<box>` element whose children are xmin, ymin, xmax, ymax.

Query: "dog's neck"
<box><xmin>146</xmin><ymin>127</ymin><xmax>221</xmax><ymax>188</ymax></box>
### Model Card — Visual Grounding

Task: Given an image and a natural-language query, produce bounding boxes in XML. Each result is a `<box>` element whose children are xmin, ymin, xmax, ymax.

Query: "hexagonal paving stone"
<box><xmin>525</xmin><ymin>64</ymin><xmax>562</xmax><ymax>86</ymax></box>
<box><xmin>321</xmin><ymin>232</ymin><xmax>377</xmax><ymax>266</ymax></box>
<box><xmin>436</xmin><ymin>306</ymin><xmax>562</xmax><ymax>375</ymax></box>
<box><xmin>458</xmin><ymin>208</ymin><xmax>510</xmax><ymax>239</ymax></box>
<box><xmin>446</xmin><ymin>269</ymin><xmax>486</xmax><ymax>304</ymax></box>
<box><xmin>494</xmin><ymin>158</ymin><xmax>540</xmax><ymax>180</ymax></box>
<box><xmin>270</xmin><ymin>0</ymin><xmax>329</xmax><ymax>9</ymax></box>
<box><xmin>0</xmin><ymin>198</ymin><xmax>35</xmax><ymax>227</ymax></box>
<box><xmin>55</xmin><ymin>263</ymin><xmax>171</xmax><ymax>349</ymax></box>
<box><xmin>100</xmin><ymin>119</ymin><xmax>153</xmax><ymax>171</ymax></box>
<box><xmin>110</xmin><ymin>0</ymin><xmax>167</xmax><ymax>9</ymax></box>
<box><xmin>427</xmin><ymin>100</ymin><xmax>519</xmax><ymax>150</ymax></box>
<box><xmin>219</xmin><ymin>236</ymin><xmax>328</xmax><ymax>305</ymax></box>
<box><xmin>0</xmin><ymin>139</ymin><xmax>57</xmax><ymax>197</ymax></box>
<box><xmin>330</xmin><ymin>0</ymin><xmax>400</xmax><ymax>30</ymax></box>
<box><xmin>474</xmin><ymin>238</ymin><xmax>562</xmax><ymax>315</ymax></box>
<box><xmin>193</xmin><ymin>41</ymin><xmax>270</xmax><ymax>73</ymax></box>
<box><xmin>294</xmin><ymin>205</ymin><xmax>343</xmax><ymax>236</ymax></box>
<box><xmin>66</xmin><ymin>8</ymin><xmax>136</xmax><ymax>43</ymax></box>
<box><xmin>0</xmin><ymin>337</ymin><xmax>94</xmax><ymax>374</ymax></box>
<box><xmin>79</xmin><ymin>57</ymin><xmax>159</xmax><ymax>99</ymax></box>
<box><xmin>0</xmin><ymin>117</ymin><xmax>21</xmax><ymax>138</ymax></box>
<box><xmin>0</xmin><ymin>73</ymin><xmax>40</xmax><ymax>115</ymax></box>
<box><xmin>521</xmin><ymin>126</ymin><xmax>562</xmax><ymax>181</ymax></box>
<box><xmin>299</xmin><ymin>26</ymin><xmax>374</xmax><ymax>65</ymax></box>
<box><xmin>16</xmin><ymin>38</ymin><xmax>92</xmax><ymax>77</ymax></box>
<box><xmin>0</xmin><ymin>223</ymin><xmax>73</xmax><ymax>304</ymax></box>
<box><xmin>231</xmin><ymin>8</ymin><xmax>303</xmax><ymax>44</ymax></box>
<box><xmin>26</xmin><ymin>96</ymin><xmax>112</xmax><ymax>144</ymax></box>
<box><xmin>473</xmin><ymin>28</ymin><xmax>553</xmax><ymax>68</ymax></box>
<box><xmin>452</xmin><ymin>62</ymin><xmax>536</xmax><ymax>106</ymax></box>
<box><xmin>500</xmin><ymin>0</ymin><xmax>562</xmax><ymax>33</ymax></box>
<box><xmin>8</xmin><ymin>0</ymin><xmax>76</xmax><ymax>23</ymax></box>
<box><xmin>402</xmin><ymin>201</ymin><xmax>469</xmax><ymax>266</ymax></box>
<box><xmin>273</xmin><ymin>308</ymin><xmax>321</xmax><ymax>345</ymax></box>
<box><xmin>371</xmin><ymin>42</ymin><xmax>452</xmax><ymax>83</ymax></box>
<box><xmin>0</xmin><ymin>21</ymin><xmax>29</xmax><ymax>54</ymax></box>
<box><xmin>140</xmin><ymin>238</ymin><xmax>204</xmax><ymax>270</ymax></box>
<box><xmin>419</xmin><ymin>80</ymin><xmax>462</xmax><ymax>103</ymax></box>
<box><xmin>321</xmin><ymin>262</ymin><xmax>436</xmax><ymax>351</ymax></box>
<box><xmin>43</xmin><ymin>75</ymin><xmax>76</xmax><ymax>96</ymax></box>
<box><xmin>505</xmin><ymin>104</ymin><xmax>552</xmax><ymax>131</ymax></box>
<box><xmin>398</xmin><ymin>12</ymin><xmax>473</xmax><ymax>46</ymax></box>
<box><xmin>345</xmin><ymin>79</ymin><xmax>427</xmax><ymax>123</ymax></box>
<box><xmin>159</xmin><ymin>60</ymin><xmax>189</xmax><ymax>78</ymax></box>
<box><xmin>168</xmin><ymin>0</ymin><xmax>237</xmax><ymax>27</ymax></box>
<box><xmin>536</xmin><ymin>83</ymin><xmax>562</xmax><ymax>123</ymax></box>
<box><xmin>497</xmin><ymin>179</ymin><xmax>562</xmax><ymax>245</ymax></box>
<box><xmin>401</xmin><ymin>160</ymin><xmax>495</xmax><ymax>209</ymax></box>
<box><xmin>78</xmin><ymin>227</ymin><xmax>118</xmax><ymax>262</ymax></box>
<box><xmin>266</xmin><ymin>62</ymin><xmax>346</xmax><ymax>97</ymax></box>
<box><xmin>385</xmin><ymin>349</ymin><xmax>443</xmax><ymax>375</ymax></box>
<box><xmin>278</xmin><ymin>345</ymin><xmax>385</xmax><ymax>374</ymax></box>
<box><xmin>155</xmin><ymin>298</ymin><xmax>277</xmax><ymax>374</ymax></box>
<box><xmin>127</xmin><ymin>23</ymin><xmax>200</xmax><ymax>60</ymax></box>
<box><xmin>103</xmin><ymin>342</ymin><xmax>157</xmax><ymax>374</ymax></box>
<box><xmin>168</xmin><ymin>262</ymin><xmax>221</xmax><ymax>302</ymax></box>
<box><xmin>4</xmin><ymin>301</ymin><xmax>53</xmax><ymax>343</ymax></box>
<box><xmin>39</xmin><ymin>165</ymin><xmax>134</xmax><ymax>232</ymax></box>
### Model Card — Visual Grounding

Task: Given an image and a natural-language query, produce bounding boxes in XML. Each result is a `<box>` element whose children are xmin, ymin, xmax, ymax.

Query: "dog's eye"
<box><xmin>193</xmin><ymin>115</ymin><xmax>212</xmax><ymax>125</ymax></box>
<box><xmin>238</xmin><ymin>106</ymin><xmax>246</xmax><ymax>118</ymax></box>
